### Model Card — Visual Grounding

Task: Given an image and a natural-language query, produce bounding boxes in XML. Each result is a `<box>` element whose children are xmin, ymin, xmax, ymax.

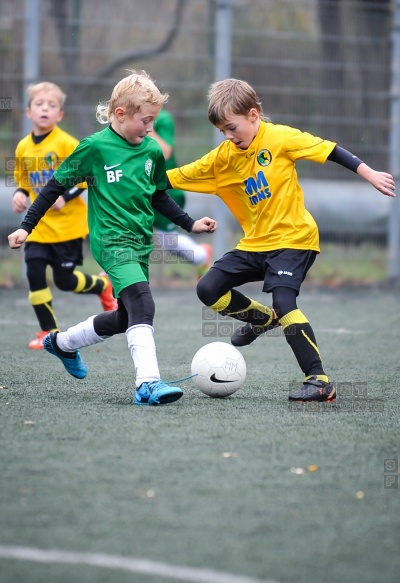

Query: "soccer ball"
<box><xmin>191</xmin><ymin>342</ymin><xmax>247</xmax><ymax>398</ymax></box>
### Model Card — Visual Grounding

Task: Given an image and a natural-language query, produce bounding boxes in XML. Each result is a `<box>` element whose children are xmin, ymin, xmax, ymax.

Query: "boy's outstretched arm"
<box><xmin>152</xmin><ymin>189</ymin><xmax>217</xmax><ymax>233</ymax></box>
<box><xmin>328</xmin><ymin>145</ymin><xmax>396</xmax><ymax>197</ymax></box>
<box><xmin>161</xmin><ymin>180</ymin><xmax>217</xmax><ymax>232</ymax></box>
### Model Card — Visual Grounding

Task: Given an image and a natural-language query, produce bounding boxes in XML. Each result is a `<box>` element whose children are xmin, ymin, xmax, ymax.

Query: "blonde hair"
<box><xmin>208</xmin><ymin>78</ymin><xmax>269</xmax><ymax>126</ymax></box>
<box><xmin>27</xmin><ymin>82</ymin><xmax>67</xmax><ymax>109</ymax></box>
<box><xmin>96</xmin><ymin>69</ymin><xmax>168</xmax><ymax>124</ymax></box>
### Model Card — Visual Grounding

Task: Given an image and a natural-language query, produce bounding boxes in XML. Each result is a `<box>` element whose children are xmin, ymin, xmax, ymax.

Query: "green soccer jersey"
<box><xmin>54</xmin><ymin>126</ymin><xmax>167</xmax><ymax>268</ymax></box>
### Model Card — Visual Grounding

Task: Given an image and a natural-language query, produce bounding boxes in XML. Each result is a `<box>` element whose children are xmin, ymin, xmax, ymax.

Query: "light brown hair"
<box><xmin>208</xmin><ymin>78</ymin><xmax>269</xmax><ymax>126</ymax></box>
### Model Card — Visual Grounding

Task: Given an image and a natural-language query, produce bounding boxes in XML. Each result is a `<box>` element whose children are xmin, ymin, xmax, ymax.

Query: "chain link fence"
<box><xmin>0</xmin><ymin>0</ymin><xmax>396</xmax><ymax>285</ymax></box>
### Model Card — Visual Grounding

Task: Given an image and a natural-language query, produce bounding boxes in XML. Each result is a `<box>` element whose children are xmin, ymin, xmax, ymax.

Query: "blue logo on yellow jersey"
<box><xmin>244</xmin><ymin>171</ymin><xmax>272</xmax><ymax>206</ymax></box>
<box><xmin>29</xmin><ymin>168</ymin><xmax>55</xmax><ymax>195</ymax></box>
<box><xmin>29</xmin><ymin>152</ymin><xmax>58</xmax><ymax>195</ymax></box>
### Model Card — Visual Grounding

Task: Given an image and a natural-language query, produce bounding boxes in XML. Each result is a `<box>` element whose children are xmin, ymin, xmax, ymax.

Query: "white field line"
<box><xmin>0</xmin><ymin>545</ymin><xmax>284</xmax><ymax>583</ymax></box>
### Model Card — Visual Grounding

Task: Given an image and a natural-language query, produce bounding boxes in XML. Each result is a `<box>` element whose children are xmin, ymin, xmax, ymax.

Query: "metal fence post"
<box><xmin>388</xmin><ymin>0</ymin><xmax>400</xmax><ymax>284</ymax></box>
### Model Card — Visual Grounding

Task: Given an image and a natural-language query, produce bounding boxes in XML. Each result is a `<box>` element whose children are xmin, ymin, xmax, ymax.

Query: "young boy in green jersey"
<box><xmin>8</xmin><ymin>70</ymin><xmax>217</xmax><ymax>406</ymax></box>
<box><xmin>166</xmin><ymin>78</ymin><xmax>396</xmax><ymax>402</ymax></box>
<box><xmin>12</xmin><ymin>81</ymin><xmax>117</xmax><ymax>350</ymax></box>
<box><xmin>151</xmin><ymin>108</ymin><xmax>212</xmax><ymax>279</ymax></box>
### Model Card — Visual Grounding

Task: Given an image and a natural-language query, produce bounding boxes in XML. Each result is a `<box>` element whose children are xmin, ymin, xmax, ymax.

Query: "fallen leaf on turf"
<box><xmin>355</xmin><ymin>491</ymin><xmax>365</xmax><ymax>499</ymax></box>
<box><xmin>0</xmin><ymin>385</ymin><xmax>9</xmax><ymax>390</ymax></box>
<box><xmin>307</xmin><ymin>465</ymin><xmax>319</xmax><ymax>472</ymax></box>
<box><xmin>138</xmin><ymin>489</ymin><xmax>155</xmax><ymax>498</ymax></box>
<box><xmin>291</xmin><ymin>467</ymin><xmax>306</xmax><ymax>475</ymax></box>
<box><xmin>19</xmin><ymin>488</ymin><xmax>31</xmax><ymax>495</ymax></box>
<box><xmin>222</xmin><ymin>452</ymin><xmax>239</xmax><ymax>458</ymax></box>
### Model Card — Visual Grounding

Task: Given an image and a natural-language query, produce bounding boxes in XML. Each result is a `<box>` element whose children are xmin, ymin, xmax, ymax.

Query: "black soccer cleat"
<box><xmin>231</xmin><ymin>323</ymin><xmax>267</xmax><ymax>347</ymax></box>
<box><xmin>288</xmin><ymin>376</ymin><xmax>336</xmax><ymax>402</ymax></box>
<box><xmin>231</xmin><ymin>313</ymin><xmax>280</xmax><ymax>347</ymax></box>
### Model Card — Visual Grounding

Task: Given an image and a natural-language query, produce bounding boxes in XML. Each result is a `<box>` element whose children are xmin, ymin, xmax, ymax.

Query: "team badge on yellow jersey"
<box><xmin>257</xmin><ymin>149</ymin><xmax>272</xmax><ymax>167</ymax></box>
<box><xmin>44</xmin><ymin>152</ymin><xmax>58</xmax><ymax>168</ymax></box>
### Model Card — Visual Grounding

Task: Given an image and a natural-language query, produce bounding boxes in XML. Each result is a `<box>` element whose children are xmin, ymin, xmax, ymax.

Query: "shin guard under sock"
<box><xmin>281</xmin><ymin>309</ymin><xmax>326</xmax><ymax>377</ymax></box>
<box><xmin>29</xmin><ymin>288</ymin><xmax>58</xmax><ymax>331</ymax></box>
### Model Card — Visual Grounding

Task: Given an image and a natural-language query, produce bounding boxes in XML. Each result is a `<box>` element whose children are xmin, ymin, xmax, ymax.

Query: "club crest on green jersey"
<box><xmin>145</xmin><ymin>159</ymin><xmax>153</xmax><ymax>176</ymax></box>
<box><xmin>257</xmin><ymin>149</ymin><xmax>272</xmax><ymax>167</ymax></box>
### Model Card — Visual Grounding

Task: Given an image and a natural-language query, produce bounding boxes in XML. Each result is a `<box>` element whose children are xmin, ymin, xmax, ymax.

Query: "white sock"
<box><xmin>56</xmin><ymin>316</ymin><xmax>106</xmax><ymax>352</ymax></box>
<box><xmin>126</xmin><ymin>324</ymin><xmax>160</xmax><ymax>388</ymax></box>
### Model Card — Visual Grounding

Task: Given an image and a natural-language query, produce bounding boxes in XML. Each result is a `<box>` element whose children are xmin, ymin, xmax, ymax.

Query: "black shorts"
<box><xmin>212</xmin><ymin>248</ymin><xmax>317</xmax><ymax>294</ymax></box>
<box><xmin>24</xmin><ymin>239</ymin><xmax>84</xmax><ymax>269</ymax></box>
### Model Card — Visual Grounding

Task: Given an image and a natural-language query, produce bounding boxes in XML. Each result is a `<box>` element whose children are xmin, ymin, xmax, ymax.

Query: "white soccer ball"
<box><xmin>191</xmin><ymin>342</ymin><xmax>247</xmax><ymax>398</ymax></box>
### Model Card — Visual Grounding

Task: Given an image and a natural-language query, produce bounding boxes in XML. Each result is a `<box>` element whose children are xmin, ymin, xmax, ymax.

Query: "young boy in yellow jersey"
<box><xmin>13</xmin><ymin>82</ymin><xmax>117</xmax><ymax>350</ymax></box>
<box><xmin>167</xmin><ymin>78</ymin><xmax>396</xmax><ymax>402</ymax></box>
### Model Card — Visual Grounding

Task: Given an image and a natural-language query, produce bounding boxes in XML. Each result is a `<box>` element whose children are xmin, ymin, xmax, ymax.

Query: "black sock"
<box><xmin>32</xmin><ymin>303</ymin><xmax>58</xmax><ymax>331</ymax></box>
<box><xmin>211</xmin><ymin>289</ymin><xmax>277</xmax><ymax>327</ymax></box>
<box><xmin>280</xmin><ymin>310</ymin><xmax>326</xmax><ymax>377</ymax></box>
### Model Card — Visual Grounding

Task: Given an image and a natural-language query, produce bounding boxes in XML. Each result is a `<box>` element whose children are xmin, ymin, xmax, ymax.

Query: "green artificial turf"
<box><xmin>0</xmin><ymin>286</ymin><xmax>399</xmax><ymax>583</ymax></box>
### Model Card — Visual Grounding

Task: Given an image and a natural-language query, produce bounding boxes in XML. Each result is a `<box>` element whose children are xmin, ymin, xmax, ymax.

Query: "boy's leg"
<box><xmin>72</xmin><ymin>270</ymin><xmax>117</xmax><ymax>312</ymax></box>
<box><xmin>196</xmin><ymin>263</ymin><xmax>279</xmax><ymax>344</ymax></box>
<box><xmin>26</xmin><ymin>256</ymin><xmax>59</xmax><ymax>349</ymax></box>
<box><xmin>43</xmin><ymin>305</ymin><xmax>129</xmax><ymax>379</ymax></box>
<box><xmin>44</xmin><ymin>332</ymin><xmax>88</xmax><ymax>379</ymax></box>
<box><xmin>52</xmin><ymin>265</ymin><xmax>117</xmax><ymax>311</ymax></box>
<box><xmin>50</xmin><ymin>239</ymin><xmax>117</xmax><ymax>310</ymax></box>
<box><xmin>200</xmin><ymin>249</ymin><xmax>335</xmax><ymax>402</ymax></box>
<box><xmin>43</xmin><ymin>312</ymin><xmax>119</xmax><ymax>379</ymax></box>
<box><xmin>272</xmin><ymin>287</ymin><xmax>335</xmax><ymax>401</ymax></box>
<box><xmin>55</xmin><ymin>315</ymin><xmax>108</xmax><ymax>352</ymax></box>
<box><xmin>229</xmin><ymin>249</ymin><xmax>314</xmax><ymax>347</ymax></box>
<box><xmin>207</xmin><ymin>285</ymin><xmax>273</xmax><ymax>322</ymax></box>
<box><xmin>119</xmin><ymin>281</ymin><xmax>183</xmax><ymax>405</ymax></box>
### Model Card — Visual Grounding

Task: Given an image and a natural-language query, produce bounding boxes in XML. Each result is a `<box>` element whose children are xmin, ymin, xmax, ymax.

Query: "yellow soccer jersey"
<box><xmin>14</xmin><ymin>126</ymin><xmax>88</xmax><ymax>243</ymax></box>
<box><xmin>168</xmin><ymin>121</ymin><xmax>336</xmax><ymax>253</ymax></box>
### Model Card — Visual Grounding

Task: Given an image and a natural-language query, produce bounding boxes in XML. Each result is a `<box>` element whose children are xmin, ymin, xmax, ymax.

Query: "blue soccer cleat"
<box><xmin>43</xmin><ymin>332</ymin><xmax>87</xmax><ymax>379</ymax></box>
<box><xmin>134</xmin><ymin>379</ymin><xmax>183</xmax><ymax>406</ymax></box>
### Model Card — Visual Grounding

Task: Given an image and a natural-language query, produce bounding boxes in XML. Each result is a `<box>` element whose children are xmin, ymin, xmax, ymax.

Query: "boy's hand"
<box><xmin>369</xmin><ymin>171</ymin><xmax>396</xmax><ymax>197</ymax></box>
<box><xmin>357</xmin><ymin>164</ymin><xmax>396</xmax><ymax>197</ymax></box>
<box><xmin>12</xmin><ymin>191</ymin><xmax>28</xmax><ymax>213</ymax></box>
<box><xmin>8</xmin><ymin>228</ymin><xmax>29</xmax><ymax>249</ymax></box>
<box><xmin>51</xmin><ymin>196</ymin><xmax>66</xmax><ymax>211</ymax></box>
<box><xmin>191</xmin><ymin>217</ymin><xmax>218</xmax><ymax>233</ymax></box>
